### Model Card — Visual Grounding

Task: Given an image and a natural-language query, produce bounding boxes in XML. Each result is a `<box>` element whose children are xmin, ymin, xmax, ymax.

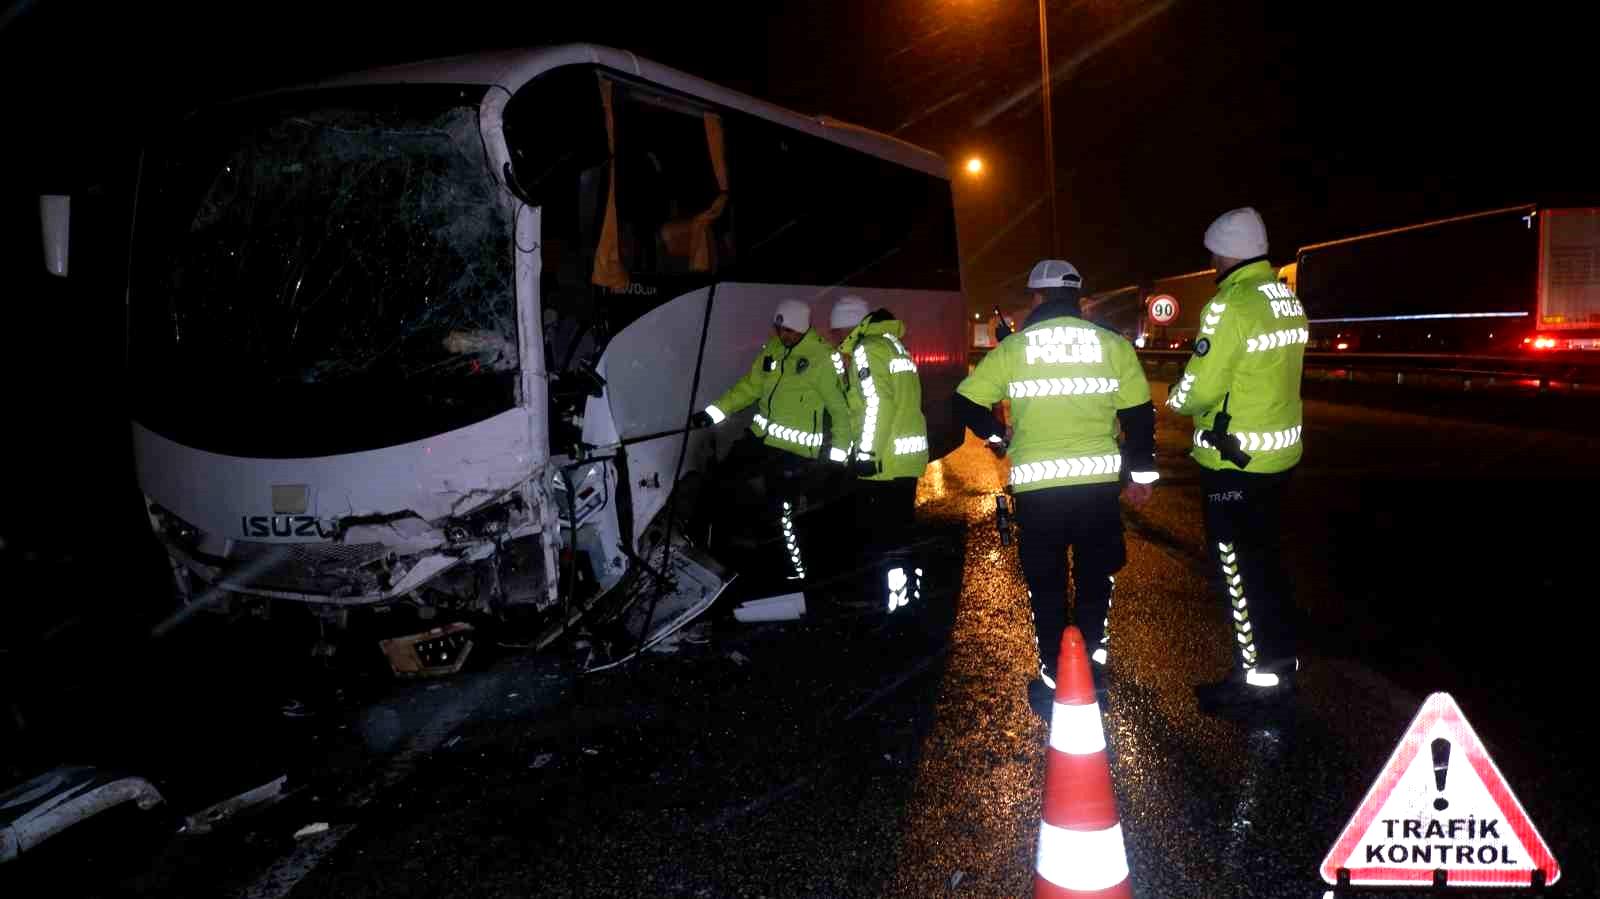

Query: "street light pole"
<box><xmin>1037</xmin><ymin>0</ymin><xmax>1060</xmax><ymax>256</ymax></box>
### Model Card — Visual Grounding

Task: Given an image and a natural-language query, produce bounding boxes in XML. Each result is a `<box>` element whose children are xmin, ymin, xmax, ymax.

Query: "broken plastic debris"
<box><xmin>530</xmin><ymin>753</ymin><xmax>554</xmax><ymax>769</ymax></box>
<box><xmin>0</xmin><ymin>768</ymin><xmax>166</xmax><ymax>863</ymax></box>
<box><xmin>727</xmin><ymin>650</ymin><xmax>751</xmax><ymax>666</ymax></box>
<box><xmin>732</xmin><ymin>592</ymin><xmax>806</xmax><ymax>623</ymax></box>
<box><xmin>294</xmin><ymin>822</ymin><xmax>330</xmax><ymax>839</ymax></box>
<box><xmin>444</xmin><ymin>736</ymin><xmax>462</xmax><ymax>749</ymax></box>
<box><xmin>582</xmin><ymin>748</ymin><xmax>599</xmax><ymax>756</ymax></box>
<box><xmin>648</xmin><ymin>631</ymin><xmax>684</xmax><ymax>654</ymax></box>
<box><xmin>379</xmin><ymin>622</ymin><xmax>474</xmax><ymax>678</ymax></box>
<box><xmin>506</xmin><ymin>692</ymin><xmax>520</xmax><ymax>699</ymax></box>
<box><xmin>182</xmin><ymin>775</ymin><xmax>288</xmax><ymax>835</ymax></box>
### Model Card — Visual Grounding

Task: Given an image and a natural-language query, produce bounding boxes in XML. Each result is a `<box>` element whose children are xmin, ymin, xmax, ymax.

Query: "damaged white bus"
<box><xmin>45</xmin><ymin>45</ymin><xmax>966</xmax><ymax>662</ymax></box>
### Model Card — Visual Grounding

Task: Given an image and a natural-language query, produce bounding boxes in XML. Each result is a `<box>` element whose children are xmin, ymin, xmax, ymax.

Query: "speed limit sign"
<box><xmin>1149</xmin><ymin>294</ymin><xmax>1179</xmax><ymax>325</ymax></box>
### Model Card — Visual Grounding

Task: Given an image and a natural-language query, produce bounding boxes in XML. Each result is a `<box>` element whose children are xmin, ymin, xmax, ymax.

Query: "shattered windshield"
<box><xmin>129</xmin><ymin>85</ymin><xmax>520</xmax><ymax>456</ymax></box>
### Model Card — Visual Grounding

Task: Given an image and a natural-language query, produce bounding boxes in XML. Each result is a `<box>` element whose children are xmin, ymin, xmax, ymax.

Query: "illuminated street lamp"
<box><xmin>966</xmin><ymin>156</ymin><xmax>984</xmax><ymax>176</ymax></box>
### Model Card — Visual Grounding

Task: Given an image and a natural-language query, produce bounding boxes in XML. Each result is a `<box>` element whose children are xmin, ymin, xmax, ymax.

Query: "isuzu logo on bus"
<box><xmin>241</xmin><ymin>515</ymin><xmax>331</xmax><ymax>538</ymax></box>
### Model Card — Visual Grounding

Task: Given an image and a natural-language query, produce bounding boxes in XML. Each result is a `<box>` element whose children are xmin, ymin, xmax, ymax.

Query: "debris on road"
<box><xmin>378</xmin><ymin>623</ymin><xmax>474</xmax><ymax>678</ymax></box>
<box><xmin>727</xmin><ymin>650</ymin><xmax>751</xmax><ymax>667</ymax></box>
<box><xmin>293</xmin><ymin>822</ymin><xmax>330</xmax><ymax>839</ymax></box>
<box><xmin>733</xmin><ymin>592</ymin><xmax>806</xmax><ymax>623</ymax></box>
<box><xmin>182</xmin><ymin>775</ymin><xmax>288</xmax><ymax>836</ymax></box>
<box><xmin>1</xmin><ymin>766</ymin><xmax>166</xmax><ymax>864</ymax></box>
<box><xmin>949</xmin><ymin>870</ymin><xmax>966</xmax><ymax>889</ymax></box>
<box><xmin>530</xmin><ymin>754</ymin><xmax>554</xmax><ymax>769</ymax></box>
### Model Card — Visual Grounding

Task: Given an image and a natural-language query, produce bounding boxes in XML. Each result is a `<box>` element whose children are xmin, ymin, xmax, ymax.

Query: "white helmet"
<box><xmin>829</xmin><ymin>295</ymin><xmax>871</xmax><ymax>329</ymax></box>
<box><xmin>1027</xmin><ymin>259</ymin><xmax>1082</xmax><ymax>290</ymax></box>
<box><xmin>773</xmin><ymin>299</ymin><xmax>810</xmax><ymax>332</ymax></box>
<box><xmin>1204</xmin><ymin>207</ymin><xmax>1269</xmax><ymax>259</ymax></box>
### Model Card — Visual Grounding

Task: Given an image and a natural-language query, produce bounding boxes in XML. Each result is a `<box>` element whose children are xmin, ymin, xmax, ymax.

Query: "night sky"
<box><xmin>4</xmin><ymin>0</ymin><xmax>1600</xmax><ymax>309</ymax></box>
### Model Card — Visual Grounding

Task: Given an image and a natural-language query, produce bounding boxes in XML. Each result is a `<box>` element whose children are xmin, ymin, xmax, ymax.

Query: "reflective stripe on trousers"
<box><xmin>1218</xmin><ymin>541</ymin><xmax>1258</xmax><ymax>669</ymax></box>
<box><xmin>886</xmin><ymin>565</ymin><xmax>923</xmax><ymax>612</ymax></box>
<box><xmin>781</xmin><ymin>500</ymin><xmax>806</xmax><ymax>580</ymax></box>
<box><xmin>1092</xmin><ymin>575</ymin><xmax>1113</xmax><ymax>666</ymax></box>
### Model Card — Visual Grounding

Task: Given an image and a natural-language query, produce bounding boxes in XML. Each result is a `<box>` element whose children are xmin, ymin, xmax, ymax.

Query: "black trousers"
<box><xmin>853</xmin><ymin>478</ymin><xmax>917</xmax><ymax>552</ymax></box>
<box><xmin>1013</xmin><ymin>483</ymin><xmax>1126</xmax><ymax>680</ymax></box>
<box><xmin>701</xmin><ymin>435</ymin><xmax>827</xmax><ymax>583</ymax></box>
<box><xmin>851</xmin><ymin>477</ymin><xmax>920</xmax><ymax>605</ymax></box>
<box><xmin>1200</xmin><ymin>466</ymin><xmax>1298</xmax><ymax>671</ymax></box>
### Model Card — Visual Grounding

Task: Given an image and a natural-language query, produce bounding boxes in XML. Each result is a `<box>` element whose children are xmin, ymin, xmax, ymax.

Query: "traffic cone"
<box><xmin>1034</xmin><ymin>626</ymin><xmax>1132</xmax><ymax>898</ymax></box>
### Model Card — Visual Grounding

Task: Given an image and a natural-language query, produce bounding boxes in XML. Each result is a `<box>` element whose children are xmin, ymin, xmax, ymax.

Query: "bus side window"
<box><xmin>612</xmin><ymin>87</ymin><xmax>732</xmax><ymax>278</ymax></box>
<box><xmin>728</xmin><ymin>120</ymin><xmax>959</xmax><ymax>292</ymax></box>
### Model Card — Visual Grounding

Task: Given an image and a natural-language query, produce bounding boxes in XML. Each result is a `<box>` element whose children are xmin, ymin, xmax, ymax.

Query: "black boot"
<box><xmin>1195</xmin><ymin>658</ymin><xmax>1298</xmax><ymax>714</ymax></box>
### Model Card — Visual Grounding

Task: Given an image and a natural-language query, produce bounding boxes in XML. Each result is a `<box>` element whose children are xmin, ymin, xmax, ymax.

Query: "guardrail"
<box><xmin>966</xmin><ymin>347</ymin><xmax>1600</xmax><ymax>394</ymax></box>
<box><xmin>1134</xmin><ymin>349</ymin><xmax>1600</xmax><ymax>394</ymax></box>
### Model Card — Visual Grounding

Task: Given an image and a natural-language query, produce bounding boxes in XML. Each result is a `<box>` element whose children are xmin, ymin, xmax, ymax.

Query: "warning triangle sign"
<box><xmin>1321</xmin><ymin>692</ymin><xmax>1560</xmax><ymax>887</ymax></box>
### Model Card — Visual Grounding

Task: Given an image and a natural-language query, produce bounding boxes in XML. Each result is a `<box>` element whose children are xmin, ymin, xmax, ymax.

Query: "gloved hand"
<box><xmin>986</xmin><ymin>427</ymin><xmax>1013</xmax><ymax>458</ymax></box>
<box><xmin>688</xmin><ymin>410</ymin><xmax>714</xmax><ymax>429</ymax></box>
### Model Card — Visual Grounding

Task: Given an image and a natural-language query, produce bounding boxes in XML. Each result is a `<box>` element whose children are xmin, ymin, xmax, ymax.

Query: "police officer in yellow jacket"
<box><xmin>827</xmin><ymin>295</ymin><xmax>929</xmax><ymax>613</ymax></box>
<box><xmin>1167</xmin><ymin>207</ymin><xmax>1307</xmax><ymax>712</ymax></box>
<box><xmin>953</xmin><ymin>261</ymin><xmax>1158</xmax><ymax>721</ymax></box>
<box><xmin>690</xmin><ymin>299</ymin><xmax>855</xmax><ymax>582</ymax></box>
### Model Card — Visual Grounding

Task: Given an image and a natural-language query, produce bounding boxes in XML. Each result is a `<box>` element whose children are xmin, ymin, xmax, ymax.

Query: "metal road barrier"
<box><xmin>963</xmin><ymin>346</ymin><xmax>1600</xmax><ymax>395</ymax></box>
<box><xmin>1132</xmin><ymin>350</ymin><xmax>1600</xmax><ymax>395</ymax></box>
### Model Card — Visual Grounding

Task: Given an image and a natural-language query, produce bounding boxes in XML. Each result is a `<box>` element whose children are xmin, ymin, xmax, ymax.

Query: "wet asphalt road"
<box><xmin>4</xmin><ymin>383</ymin><xmax>1599</xmax><ymax>898</ymax></box>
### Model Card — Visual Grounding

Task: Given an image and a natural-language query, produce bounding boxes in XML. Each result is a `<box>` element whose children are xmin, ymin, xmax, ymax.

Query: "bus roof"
<box><xmin>272</xmin><ymin>43</ymin><xmax>951</xmax><ymax>180</ymax></box>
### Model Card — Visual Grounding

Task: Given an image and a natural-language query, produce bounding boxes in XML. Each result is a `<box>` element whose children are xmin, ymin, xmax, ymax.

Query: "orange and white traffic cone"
<box><xmin>1035</xmin><ymin>626</ymin><xmax>1132</xmax><ymax>899</ymax></box>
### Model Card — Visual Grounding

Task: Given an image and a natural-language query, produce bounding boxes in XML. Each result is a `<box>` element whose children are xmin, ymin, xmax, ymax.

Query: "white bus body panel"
<box><xmin>133</xmin><ymin>408</ymin><xmax>539</xmax><ymax>604</ymax></box>
<box><xmin>133</xmin><ymin>410</ymin><xmax>536</xmax><ymax>541</ymax></box>
<box><xmin>588</xmin><ymin>282</ymin><xmax>966</xmax><ymax>560</ymax></box>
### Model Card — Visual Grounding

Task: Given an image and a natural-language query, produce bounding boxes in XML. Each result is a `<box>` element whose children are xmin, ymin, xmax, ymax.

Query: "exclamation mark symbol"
<box><xmin>1431</xmin><ymin>737</ymin><xmax>1452</xmax><ymax>811</ymax></box>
